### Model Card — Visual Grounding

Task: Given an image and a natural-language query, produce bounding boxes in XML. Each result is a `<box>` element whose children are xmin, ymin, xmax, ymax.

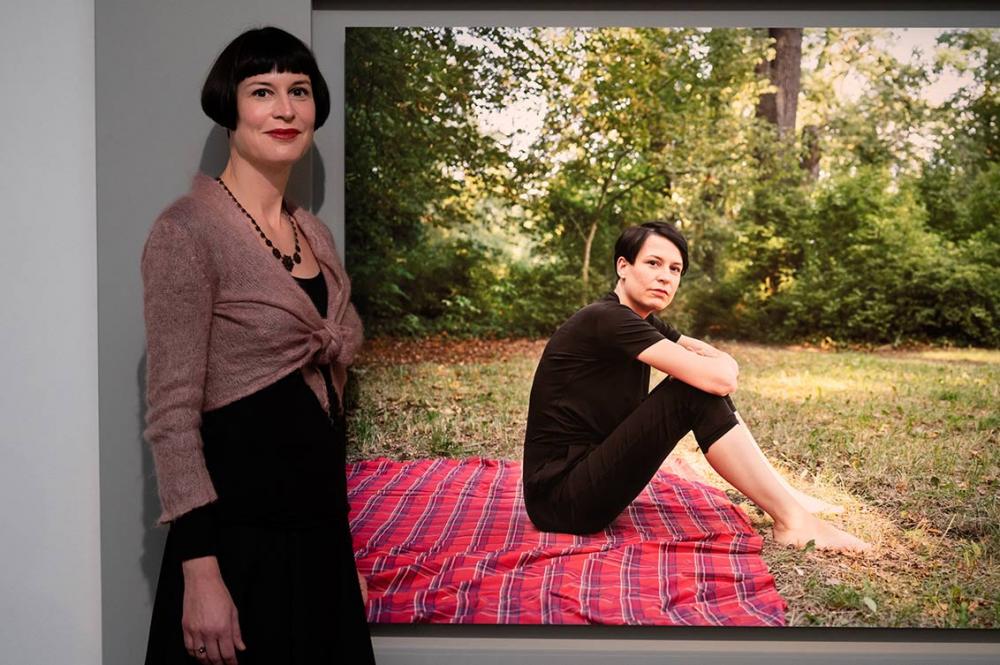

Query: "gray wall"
<box><xmin>0</xmin><ymin>1</ymin><xmax>102</xmax><ymax>664</ymax></box>
<box><xmin>94</xmin><ymin>3</ymin><xmax>312</xmax><ymax>663</ymax></box>
<box><xmin>311</xmin><ymin>13</ymin><xmax>346</xmax><ymax>255</ymax></box>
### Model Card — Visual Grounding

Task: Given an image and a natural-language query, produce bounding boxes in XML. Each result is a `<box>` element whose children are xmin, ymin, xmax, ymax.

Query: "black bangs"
<box><xmin>201</xmin><ymin>27</ymin><xmax>331</xmax><ymax>131</ymax></box>
<box><xmin>231</xmin><ymin>34</ymin><xmax>318</xmax><ymax>85</ymax></box>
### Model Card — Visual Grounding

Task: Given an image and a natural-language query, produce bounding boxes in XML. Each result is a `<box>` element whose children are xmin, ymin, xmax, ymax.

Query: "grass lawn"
<box><xmin>345</xmin><ymin>338</ymin><xmax>1000</xmax><ymax>628</ymax></box>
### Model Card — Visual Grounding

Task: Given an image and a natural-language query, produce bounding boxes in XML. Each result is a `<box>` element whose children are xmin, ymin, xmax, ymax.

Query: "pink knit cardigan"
<box><xmin>141</xmin><ymin>172</ymin><xmax>363</xmax><ymax>524</ymax></box>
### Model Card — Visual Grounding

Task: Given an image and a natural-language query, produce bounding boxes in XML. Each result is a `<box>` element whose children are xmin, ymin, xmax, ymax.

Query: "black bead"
<box><xmin>282</xmin><ymin>255</ymin><xmax>294</xmax><ymax>271</ymax></box>
<box><xmin>272</xmin><ymin>248</ymin><xmax>282</xmax><ymax>259</ymax></box>
<box><xmin>265</xmin><ymin>239</ymin><xmax>273</xmax><ymax>247</ymax></box>
<box><xmin>293</xmin><ymin>253</ymin><xmax>302</xmax><ymax>264</ymax></box>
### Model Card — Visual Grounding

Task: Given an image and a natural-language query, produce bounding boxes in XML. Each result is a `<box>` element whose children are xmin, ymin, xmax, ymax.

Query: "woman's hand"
<box><xmin>677</xmin><ymin>335</ymin><xmax>722</xmax><ymax>357</ymax></box>
<box><xmin>181</xmin><ymin>556</ymin><xmax>247</xmax><ymax>665</ymax></box>
<box><xmin>676</xmin><ymin>335</ymin><xmax>740</xmax><ymax>392</ymax></box>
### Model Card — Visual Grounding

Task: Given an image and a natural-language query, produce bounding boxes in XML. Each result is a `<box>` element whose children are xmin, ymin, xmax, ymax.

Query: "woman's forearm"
<box><xmin>677</xmin><ymin>334</ymin><xmax>723</xmax><ymax>357</ymax></box>
<box><xmin>639</xmin><ymin>339</ymin><xmax>739</xmax><ymax>396</ymax></box>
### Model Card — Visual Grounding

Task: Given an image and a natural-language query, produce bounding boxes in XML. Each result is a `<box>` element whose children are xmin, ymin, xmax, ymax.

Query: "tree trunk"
<box><xmin>755</xmin><ymin>28</ymin><xmax>803</xmax><ymax>138</ymax></box>
<box><xmin>581</xmin><ymin>220</ymin><xmax>598</xmax><ymax>306</ymax></box>
<box><xmin>801</xmin><ymin>123</ymin><xmax>821</xmax><ymax>179</ymax></box>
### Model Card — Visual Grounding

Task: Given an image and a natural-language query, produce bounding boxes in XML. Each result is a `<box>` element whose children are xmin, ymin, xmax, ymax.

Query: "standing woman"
<box><xmin>142</xmin><ymin>27</ymin><xmax>375</xmax><ymax>664</ymax></box>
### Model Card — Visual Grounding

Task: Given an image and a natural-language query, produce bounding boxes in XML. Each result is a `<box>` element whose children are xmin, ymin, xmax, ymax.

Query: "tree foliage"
<box><xmin>344</xmin><ymin>27</ymin><xmax>539</xmax><ymax>332</ymax></box>
<box><xmin>344</xmin><ymin>27</ymin><xmax>1000</xmax><ymax>346</ymax></box>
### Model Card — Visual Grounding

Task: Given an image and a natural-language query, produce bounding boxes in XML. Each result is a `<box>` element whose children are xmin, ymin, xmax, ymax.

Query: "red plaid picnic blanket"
<box><xmin>347</xmin><ymin>457</ymin><xmax>786</xmax><ymax>626</ymax></box>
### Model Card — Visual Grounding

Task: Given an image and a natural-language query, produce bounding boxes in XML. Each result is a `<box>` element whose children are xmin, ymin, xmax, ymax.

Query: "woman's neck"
<box><xmin>614</xmin><ymin>282</ymin><xmax>651</xmax><ymax>319</ymax></box>
<box><xmin>218</xmin><ymin>157</ymin><xmax>291</xmax><ymax>233</ymax></box>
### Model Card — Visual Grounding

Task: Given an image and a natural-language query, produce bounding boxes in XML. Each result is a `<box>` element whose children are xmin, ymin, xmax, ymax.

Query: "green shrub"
<box><xmin>686</xmin><ymin>166</ymin><xmax>999</xmax><ymax>347</ymax></box>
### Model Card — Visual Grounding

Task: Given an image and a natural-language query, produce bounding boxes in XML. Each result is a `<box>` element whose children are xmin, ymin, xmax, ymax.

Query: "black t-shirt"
<box><xmin>522</xmin><ymin>291</ymin><xmax>681</xmax><ymax>492</ymax></box>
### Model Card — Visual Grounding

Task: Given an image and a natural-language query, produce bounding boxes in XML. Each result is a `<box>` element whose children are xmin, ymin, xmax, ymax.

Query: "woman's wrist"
<box><xmin>181</xmin><ymin>555</ymin><xmax>222</xmax><ymax>583</ymax></box>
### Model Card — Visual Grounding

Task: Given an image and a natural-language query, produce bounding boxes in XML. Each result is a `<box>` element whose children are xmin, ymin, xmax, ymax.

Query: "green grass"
<box><xmin>346</xmin><ymin>340</ymin><xmax>1000</xmax><ymax>628</ymax></box>
<box><xmin>346</xmin><ymin>355</ymin><xmax>538</xmax><ymax>461</ymax></box>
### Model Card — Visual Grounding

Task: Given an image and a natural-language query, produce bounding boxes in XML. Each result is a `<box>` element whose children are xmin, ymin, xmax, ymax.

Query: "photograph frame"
<box><xmin>313</xmin><ymin>2</ymin><xmax>1000</xmax><ymax>663</ymax></box>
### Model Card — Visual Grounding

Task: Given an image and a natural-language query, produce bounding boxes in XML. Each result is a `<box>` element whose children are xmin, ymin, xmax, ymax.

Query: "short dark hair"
<box><xmin>613</xmin><ymin>221</ymin><xmax>689</xmax><ymax>276</ymax></box>
<box><xmin>201</xmin><ymin>26</ymin><xmax>331</xmax><ymax>131</ymax></box>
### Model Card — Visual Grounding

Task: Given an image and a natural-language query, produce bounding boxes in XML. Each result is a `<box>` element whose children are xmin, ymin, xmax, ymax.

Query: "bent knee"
<box><xmin>670</xmin><ymin>378</ymin><xmax>731</xmax><ymax>407</ymax></box>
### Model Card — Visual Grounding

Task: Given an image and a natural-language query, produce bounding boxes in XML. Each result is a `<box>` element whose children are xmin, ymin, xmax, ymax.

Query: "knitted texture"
<box><xmin>141</xmin><ymin>172</ymin><xmax>363</xmax><ymax>524</ymax></box>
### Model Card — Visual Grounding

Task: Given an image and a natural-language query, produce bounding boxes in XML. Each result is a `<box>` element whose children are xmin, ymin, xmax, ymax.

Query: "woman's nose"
<box><xmin>273</xmin><ymin>92</ymin><xmax>295</xmax><ymax>118</ymax></box>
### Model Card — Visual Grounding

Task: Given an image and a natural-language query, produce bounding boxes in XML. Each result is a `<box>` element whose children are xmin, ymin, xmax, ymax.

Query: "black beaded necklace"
<box><xmin>216</xmin><ymin>177</ymin><xmax>302</xmax><ymax>272</ymax></box>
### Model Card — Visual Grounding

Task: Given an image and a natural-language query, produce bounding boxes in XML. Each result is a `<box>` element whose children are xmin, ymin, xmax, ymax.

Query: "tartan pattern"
<box><xmin>347</xmin><ymin>457</ymin><xmax>786</xmax><ymax>626</ymax></box>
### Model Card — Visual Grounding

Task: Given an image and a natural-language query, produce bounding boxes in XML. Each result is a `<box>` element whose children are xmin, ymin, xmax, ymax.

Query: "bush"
<box><xmin>777</xmin><ymin>168</ymin><xmax>998</xmax><ymax>346</ymax></box>
<box><xmin>364</xmin><ymin>233</ymin><xmax>580</xmax><ymax>339</ymax></box>
<box><xmin>686</xmin><ymin>166</ymin><xmax>1000</xmax><ymax>347</ymax></box>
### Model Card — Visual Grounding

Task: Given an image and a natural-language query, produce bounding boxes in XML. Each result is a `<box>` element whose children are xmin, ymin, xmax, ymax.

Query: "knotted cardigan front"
<box><xmin>141</xmin><ymin>172</ymin><xmax>363</xmax><ymax>524</ymax></box>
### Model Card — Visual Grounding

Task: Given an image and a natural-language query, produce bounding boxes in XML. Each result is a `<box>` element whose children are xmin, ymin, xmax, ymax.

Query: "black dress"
<box><xmin>145</xmin><ymin>272</ymin><xmax>375</xmax><ymax>664</ymax></box>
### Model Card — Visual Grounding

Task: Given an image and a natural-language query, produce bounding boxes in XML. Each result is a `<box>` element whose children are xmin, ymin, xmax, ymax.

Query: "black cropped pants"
<box><xmin>526</xmin><ymin>378</ymin><xmax>740</xmax><ymax>535</ymax></box>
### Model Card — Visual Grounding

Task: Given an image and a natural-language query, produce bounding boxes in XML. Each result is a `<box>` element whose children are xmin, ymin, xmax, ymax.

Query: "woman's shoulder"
<box><xmin>549</xmin><ymin>298</ymin><xmax>614</xmax><ymax>344</ymax></box>
<box><xmin>148</xmin><ymin>175</ymin><xmax>236</xmax><ymax>250</ymax></box>
<box><xmin>154</xmin><ymin>195</ymin><xmax>213</xmax><ymax>231</ymax></box>
<box><xmin>143</xmin><ymin>178</ymin><xmax>230</xmax><ymax>271</ymax></box>
<box><xmin>573</xmin><ymin>293</ymin><xmax>638</xmax><ymax>326</ymax></box>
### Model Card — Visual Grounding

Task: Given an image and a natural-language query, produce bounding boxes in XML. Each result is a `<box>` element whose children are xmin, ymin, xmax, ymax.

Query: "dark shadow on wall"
<box><xmin>311</xmin><ymin>146</ymin><xmax>326</xmax><ymax>213</ymax></box>
<box><xmin>198</xmin><ymin>125</ymin><xmax>230</xmax><ymax>178</ymax></box>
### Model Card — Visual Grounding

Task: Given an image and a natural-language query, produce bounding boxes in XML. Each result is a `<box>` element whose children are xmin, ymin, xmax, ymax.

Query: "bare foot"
<box><xmin>772</xmin><ymin>515</ymin><xmax>871</xmax><ymax>553</ymax></box>
<box><xmin>358</xmin><ymin>571</ymin><xmax>369</xmax><ymax>605</ymax></box>
<box><xmin>788</xmin><ymin>488</ymin><xmax>845</xmax><ymax>515</ymax></box>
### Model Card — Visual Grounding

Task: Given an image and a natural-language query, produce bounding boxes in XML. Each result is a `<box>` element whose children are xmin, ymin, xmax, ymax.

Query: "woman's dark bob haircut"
<box><xmin>614</xmin><ymin>221</ymin><xmax>689</xmax><ymax>276</ymax></box>
<box><xmin>201</xmin><ymin>26</ymin><xmax>330</xmax><ymax>131</ymax></box>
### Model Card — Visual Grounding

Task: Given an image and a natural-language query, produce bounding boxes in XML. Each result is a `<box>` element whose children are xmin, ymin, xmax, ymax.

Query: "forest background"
<box><xmin>344</xmin><ymin>26</ymin><xmax>998</xmax><ymax>347</ymax></box>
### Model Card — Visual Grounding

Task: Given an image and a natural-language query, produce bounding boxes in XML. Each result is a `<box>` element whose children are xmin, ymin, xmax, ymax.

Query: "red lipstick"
<box><xmin>266</xmin><ymin>129</ymin><xmax>301</xmax><ymax>140</ymax></box>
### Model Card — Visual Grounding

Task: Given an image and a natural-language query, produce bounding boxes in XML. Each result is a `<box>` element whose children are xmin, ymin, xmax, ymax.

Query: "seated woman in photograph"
<box><xmin>142</xmin><ymin>27</ymin><xmax>375</xmax><ymax>664</ymax></box>
<box><xmin>522</xmin><ymin>221</ymin><xmax>869</xmax><ymax>552</ymax></box>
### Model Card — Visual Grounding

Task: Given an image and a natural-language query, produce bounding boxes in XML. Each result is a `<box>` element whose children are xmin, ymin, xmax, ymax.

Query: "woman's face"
<box><xmin>616</xmin><ymin>233</ymin><xmax>684</xmax><ymax>317</ymax></box>
<box><xmin>230</xmin><ymin>70</ymin><xmax>316</xmax><ymax>169</ymax></box>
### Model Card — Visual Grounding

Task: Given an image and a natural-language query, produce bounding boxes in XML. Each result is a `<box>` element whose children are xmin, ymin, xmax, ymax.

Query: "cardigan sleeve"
<box><xmin>141</xmin><ymin>214</ymin><xmax>219</xmax><ymax>525</ymax></box>
<box><xmin>168</xmin><ymin>502</ymin><xmax>219</xmax><ymax>561</ymax></box>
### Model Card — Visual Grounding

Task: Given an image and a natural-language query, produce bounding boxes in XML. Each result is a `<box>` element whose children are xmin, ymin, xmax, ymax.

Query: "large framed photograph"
<box><xmin>319</xmin><ymin>10</ymin><xmax>999</xmax><ymax>645</ymax></box>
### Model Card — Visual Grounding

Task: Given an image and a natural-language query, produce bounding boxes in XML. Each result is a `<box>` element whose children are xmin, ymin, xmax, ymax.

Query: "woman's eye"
<box><xmin>291</xmin><ymin>87</ymin><xmax>311</xmax><ymax>97</ymax></box>
<box><xmin>251</xmin><ymin>89</ymin><xmax>270</xmax><ymax>97</ymax></box>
